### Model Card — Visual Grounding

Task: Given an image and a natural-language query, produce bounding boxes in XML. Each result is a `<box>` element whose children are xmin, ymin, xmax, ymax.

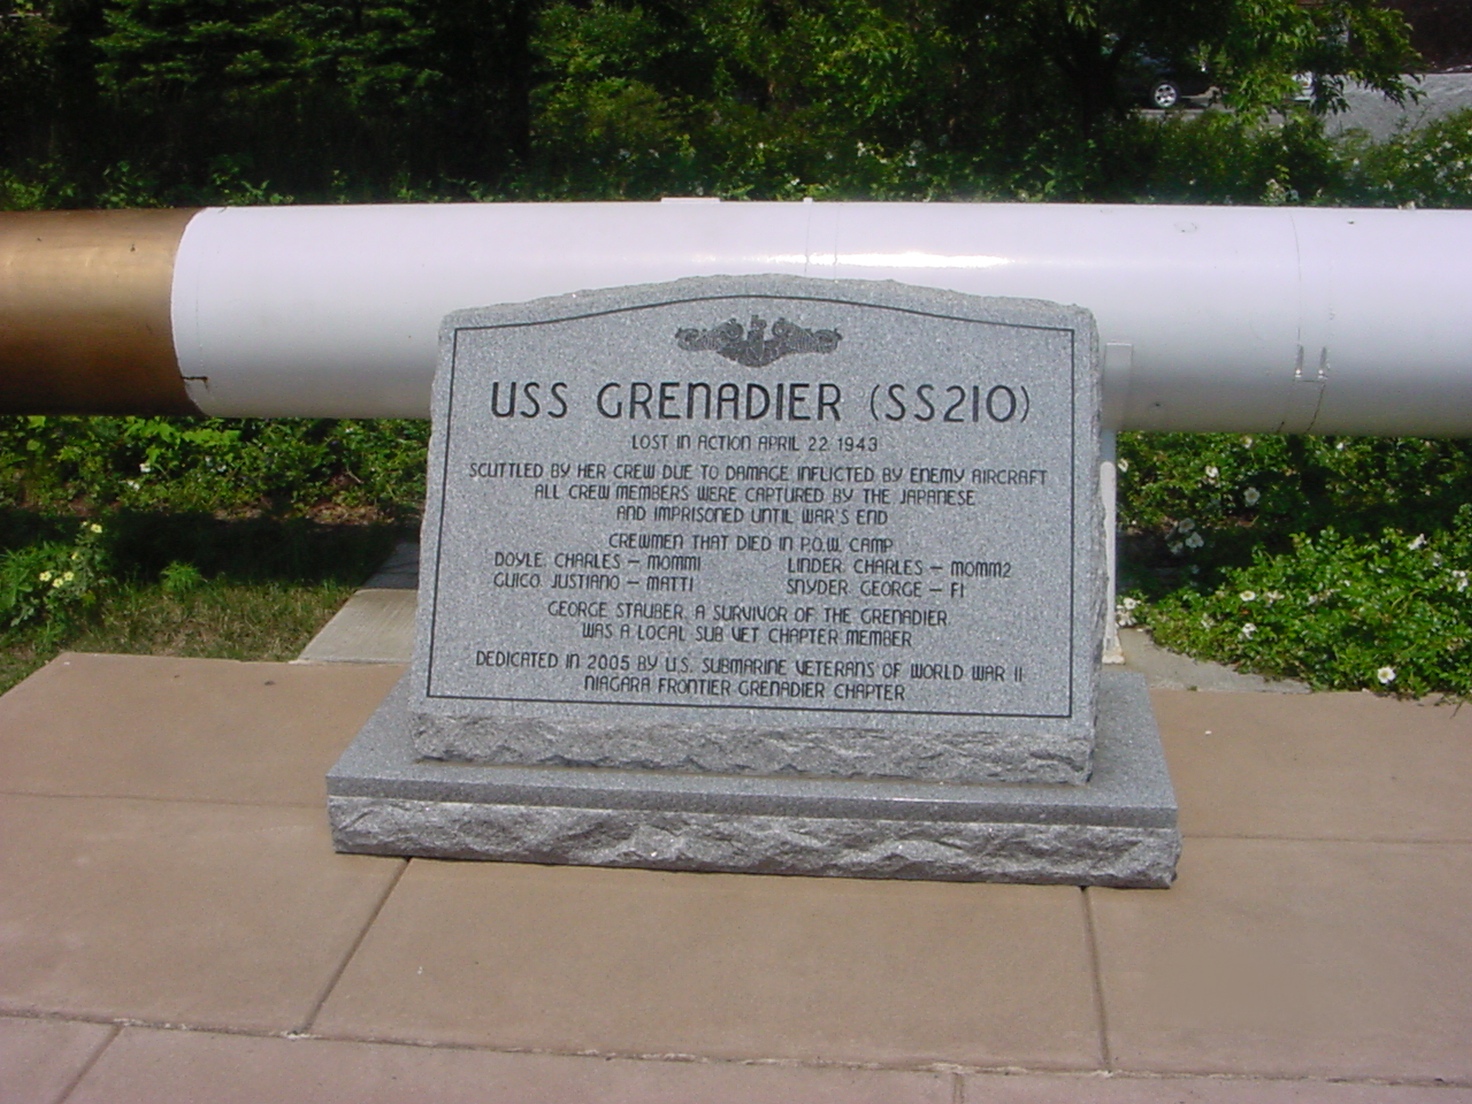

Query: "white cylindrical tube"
<box><xmin>168</xmin><ymin>200</ymin><xmax>1472</xmax><ymax>434</ymax></box>
<box><xmin>4</xmin><ymin>201</ymin><xmax>1469</xmax><ymax>433</ymax></box>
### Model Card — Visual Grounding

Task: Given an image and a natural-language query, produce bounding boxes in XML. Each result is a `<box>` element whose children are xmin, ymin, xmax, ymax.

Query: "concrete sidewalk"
<box><xmin>2</xmin><ymin>651</ymin><xmax>1470</xmax><ymax>1101</ymax></box>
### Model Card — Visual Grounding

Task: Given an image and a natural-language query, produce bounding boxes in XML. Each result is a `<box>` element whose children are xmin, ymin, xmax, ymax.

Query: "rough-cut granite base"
<box><xmin>410</xmin><ymin>712</ymin><xmax>1093</xmax><ymax>786</ymax></box>
<box><xmin>329</xmin><ymin>669</ymin><xmax>1180</xmax><ymax>888</ymax></box>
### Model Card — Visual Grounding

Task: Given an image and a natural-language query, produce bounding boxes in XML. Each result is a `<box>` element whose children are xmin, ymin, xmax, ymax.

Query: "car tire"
<box><xmin>1150</xmin><ymin>80</ymin><xmax>1181</xmax><ymax>109</ymax></box>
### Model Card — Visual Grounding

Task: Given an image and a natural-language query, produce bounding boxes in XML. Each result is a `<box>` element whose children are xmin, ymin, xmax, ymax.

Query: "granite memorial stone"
<box><xmin>329</xmin><ymin>275</ymin><xmax>1181</xmax><ymax>887</ymax></box>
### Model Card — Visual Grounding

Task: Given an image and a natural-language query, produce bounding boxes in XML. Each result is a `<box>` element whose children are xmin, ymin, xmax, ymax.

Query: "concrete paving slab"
<box><xmin>1090</xmin><ymin>837</ymin><xmax>1472</xmax><ymax>1082</ymax></box>
<box><xmin>1155</xmin><ymin>689</ymin><xmax>1472</xmax><ymax>841</ymax></box>
<box><xmin>363</xmin><ymin>542</ymin><xmax>420</xmax><ymax>590</ymax></box>
<box><xmin>314</xmin><ymin>859</ymin><xmax>1102</xmax><ymax>1069</ymax></box>
<box><xmin>0</xmin><ymin>653</ymin><xmax>402</xmax><ymax>806</ymax></box>
<box><xmin>0</xmin><ymin>1016</ymin><xmax>115</xmax><ymax>1104</ymax></box>
<box><xmin>962</xmin><ymin>1072</ymin><xmax>1472</xmax><ymax>1101</ymax></box>
<box><xmin>296</xmin><ymin>589</ymin><xmax>417</xmax><ymax>665</ymax></box>
<box><xmin>66</xmin><ymin>1027</ymin><xmax>954</xmax><ymax>1104</ymax></box>
<box><xmin>1121</xmin><ymin>629</ymin><xmax>1308</xmax><ymax>693</ymax></box>
<box><xmin>0</xmin><ymin>795</ymin><xmax>402</xmax><ymax>1033</ymax></box>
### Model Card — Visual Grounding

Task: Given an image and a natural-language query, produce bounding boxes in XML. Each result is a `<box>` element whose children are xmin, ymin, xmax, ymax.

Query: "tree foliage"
<box><xmin>0</xmin><ymin>0</ymin><xmax>1422</xmax><ymax>204</ymax></box>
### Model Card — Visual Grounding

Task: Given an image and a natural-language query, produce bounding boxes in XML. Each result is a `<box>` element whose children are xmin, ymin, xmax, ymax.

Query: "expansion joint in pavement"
<box><xmin>53</xmin><ymin>1022</ymin><xmax>119</xmax><ymax>1104</ymax></box>
<box><xmin>1081</xmin><ymin>887</ymin><xmax>1114</xmax><ymax>1070</ymax></box>
<box><xmin>299</xmin><ymin>858</ymin><xmax>409</xmax><ymax>1035</ymax></box>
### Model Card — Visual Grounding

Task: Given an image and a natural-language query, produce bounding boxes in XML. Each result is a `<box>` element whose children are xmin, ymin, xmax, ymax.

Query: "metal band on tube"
<box><xmin>0</xmin><ymin>209</ymin><xmax>200</xmax><ymax>415</ymax></box>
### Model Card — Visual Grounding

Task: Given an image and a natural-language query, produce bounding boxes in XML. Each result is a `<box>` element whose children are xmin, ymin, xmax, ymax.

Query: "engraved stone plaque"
<box><xmin>328</xmin><ymin>276</ymin><xmax>1180</xmax><ymax>888</ymax></box>
<box><xmin>409</xmin><ymin>276</ymin><xmax>1102</xmax><ymax>784</ymax></box>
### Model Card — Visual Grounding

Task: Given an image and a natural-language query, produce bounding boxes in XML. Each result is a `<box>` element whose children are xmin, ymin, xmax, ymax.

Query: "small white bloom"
<box><xmin>50</xmin><ymin>577</ymin><xmax>63</xmax><ymax>589</ymax></box>
<box><xmin>1168</xmin><ymin>541</ymin><xmax>1184</xmax><ymax>555</ymax></box>
<box><xmin>38</xmin><ymin>571</ymin><xmax>51</xmax><ymax>582</ymax></box>
<box><xmin>89</xmin><ymin>524</ymin><xmax>102</xmax><ymax>534</ymax></box>
<box><xmin>1241</xmin><ymin>623</ymin><xmax>1257</xmax><ymax>639</ymax></box>
<box><xmin>139</xmin><ymin>462</ymin><xmax>152</xmax><ymax>473</ymax></box>
<box><xmin>1242</xmin><ymin>436</ymin><xmax>1254</xmax><ymax>447</ymax></box>
<box><xmin>1117</xmin><ymin>459</ymin><xmax>1129</xmax><ymax>473</ymax></box>
<box><xmin>1240</xmin><ymin>591</ymin><xmax>1257</xmax><ymax>602</ymax></box>
<box><xmin>62</xmin><ymin>571</ymin><xmax>74</xmax><ymax>582</ymax></box>
<box><xmin>1185</xmin><ymin>532</ymin><xmax>1204</xmax><ymax>549</ymax></box>
<box><xmin>1266</xmin><ymin>590</ymin><xmax>1284</xmax><ymax>602</ymax></box>
<box><xmin>1205</xmin><ymin>465</ymin><xmax>1220</xmax><ymax>482</ymax></box>
<box><xmin>1377</xmin><ymin>666</ymin><xmax>1396</xmax><ymax>685</ymax></box>
<box><xmin>1409</xmin><ymin>534</ymin><xmax>1427</xmax><ymax>550</ymax></box>
<box><xmin>1453</xmin><ymin>570</ymin><xmax>1469</xmax><ymax>592</ymax></box>
<box><xmin>1121</xmin><ymin>597</ymin><xmax>1139</xmax><ymax>610</ymax></box>
<box><xmin>1243</xmin><ymin>486</ymin><xmax>1261</xmax><ymax>506</ymax></box>
<box><xmin>1177</xmin><ymin>518</ymin><xmax>1195</xmax><ymax>533</ymax></box>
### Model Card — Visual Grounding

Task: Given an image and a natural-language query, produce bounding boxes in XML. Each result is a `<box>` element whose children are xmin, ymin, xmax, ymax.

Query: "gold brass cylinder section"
<box><xmin>0</xmin><ymin>208</ymin><xmax>200</xmax><ymax>414</ymax></box>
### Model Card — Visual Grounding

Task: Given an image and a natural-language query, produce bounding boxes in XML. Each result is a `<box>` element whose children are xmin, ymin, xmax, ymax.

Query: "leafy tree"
<box><xmin>526</xmin><ymin>0</ymin><xmax>1420</xmax><ymax>200</ymax></box>
<box><xmin>0</xmin><ymin>0</ymin><xmax>1424</xmax><ymax>203</ymax></box>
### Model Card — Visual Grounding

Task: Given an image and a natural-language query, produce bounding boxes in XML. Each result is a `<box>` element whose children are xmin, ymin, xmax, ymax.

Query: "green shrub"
<box><xmin>1343</xmin><ymin>109</ymin><xmax>1472</xmax><ymax>208</ymax></box>
<box><xmin>0</xmin><ymin>521</ymin><xmax>110</xmax><ymax>635</ymax></box>
<box><xmin>0</xmin><ymin>416</ymin><xmax>429</xmax><ymax>520</ymax></box>
<box><xmin>1135</xmin><ymin>514</ymin><xmax>1472</xmax><ymax>696</ymax></box>
<box><xmin>1118</xmin><ymin>432</ymin><xmax>1472</xmax><ymax>695</ymax></box>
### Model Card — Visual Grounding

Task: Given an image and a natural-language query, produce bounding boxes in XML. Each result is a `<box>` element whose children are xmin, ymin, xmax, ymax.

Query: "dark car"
<box><xmin>1123</xmin><ymin>54</ymin><xmax>1214</xmax><ymax>109</ymax></box>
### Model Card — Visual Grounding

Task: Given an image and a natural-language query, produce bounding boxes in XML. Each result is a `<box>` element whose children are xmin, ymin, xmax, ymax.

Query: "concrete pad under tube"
<box><xmin>328</xmin><ymin>668</ymin><xmax>1180</xmax><ymax>887</ymax></box>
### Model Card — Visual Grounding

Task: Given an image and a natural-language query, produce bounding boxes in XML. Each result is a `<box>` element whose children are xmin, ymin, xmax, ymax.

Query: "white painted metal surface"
<box><xmin>171</xmin><ymin>201</ymin><xmax>1472</xmax><ymax>433</ymax></box>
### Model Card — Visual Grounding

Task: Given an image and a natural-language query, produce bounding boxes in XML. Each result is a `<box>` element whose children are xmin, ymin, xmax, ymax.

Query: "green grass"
<box><xmin>0</xmin><ymin>579</ymin><xmax>359</xmax><ymax>694</ymax></box>
<box><xmin>0</xmin><ymin>511</ymin><xmax>407</xmax><ymax>694</ymax></box>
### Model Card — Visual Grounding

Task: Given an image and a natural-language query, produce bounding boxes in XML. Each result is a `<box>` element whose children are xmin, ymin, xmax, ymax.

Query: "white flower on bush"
<box><xmin>1377</xmin><ymin>666</ymin><xmax>1397</xmax><ymax>685</ymax></box>
<box><xmin>139</xmin><ymin>462</ymin><xmax>152</xmax><ymax>473</ymax></box>
<box><xmin>88</xmin><ymin>524</ymin><xmax>102</xmax><ymax>534</ymax></box>
<box><xmin>1239</xmin><ymin>591</ymin><xmax>1257</xmax><ymax>602</ymax></box>
<box><xmin>1266</xmin><ymin>590</ymin><xmax>1283</xmax><ymax>602</ymax></box>
<box><xmin>1409</xmin><ymin>534</ymin><xmax>1427</xmax><ymax>551</ymax></box>
<box><xmin>1168</xmin><ymin>541</ymin><xmax>1183</xmax><ymax>555</ymax></box>
<box><xmin>1204</xmin><ymin>465</ymin><xmax>1220</xmax><ymax>483</ymax></box>
<box><xmin>1453</xmin><ymin>570</ymin><xmax>1469</xmax><ymax>592</ymax></box>
<box><xmin>1185</xmin><ymin>532</ymin><xmax>1204</xmax><ymax>549</ymax></box>
<box><xmin>1117</xmin><ymin>459</ymin><xmax>1129</xmax><ymax>473</ymax></box>
<box><xmin>37</xmin><ymin>571</ymin><xmax>51</xmax><ymax>582</ymax></box>
<box><xmin>1177</xmin><ymin>518</ymin><xmax>1196</xmax><ymax>533</ymax></box>
<box><xmin>1116</xmin><ymin>596</ymin><xmax>1140</xmax><ymax>627</ymax></box>
<box><xmin>1241</xmin><ymin>622</ymin><xmax>1257</xmax><ymax>639</ymax></box>
<box><xmin>1242</xmin><ymin>436</ymin><xmax>1254</xmax><ymax>447</ymax></box>
<box><xmin>1243</xmin><ymin>486</ymin><xmax>1261</xmax><ymax>506</ymax></box>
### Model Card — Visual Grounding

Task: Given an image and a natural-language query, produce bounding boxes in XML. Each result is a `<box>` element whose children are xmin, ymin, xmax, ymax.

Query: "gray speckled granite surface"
<box><xmin>328</xmin><ymin>278</ymin><xmax>1178</xmax><ymax>886</ymax></box>
<box><xmin>329</xmin><ymin>668</ymin><xmax>1179</xmax><ymax>887</ymax></box>
<box><xmin>409</xmin><ymin>276</ymin><xmax>1104</xmax><ymax>785</ymax></box>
